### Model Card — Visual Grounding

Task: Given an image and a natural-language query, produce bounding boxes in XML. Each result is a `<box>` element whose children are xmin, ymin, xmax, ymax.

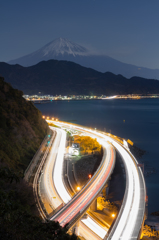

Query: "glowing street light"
<box><xmin>47</xmin><ymin>116</ymin><xmax>49</xmax><ymax>119</ymax></box>
<box><xmin>112</xmin><ymin>213</ymin><xmax>115</xmax><ymax>218</ymax></box>
<box><xmin>42</xmin><ymin>116</ymin><xmax>45</xmax><ymax>119</ymax></box>
<box><xmin>52</xmin><ymin>118</ymin><xmax>54</xmax><ymax>120</ymax></box>
<box><xmin>88</xmin><ymin>174</ymin><xmax>92</xmax><ymax>179</ymax></box>
<box><xmin>77</xmin><ymin>186</ymin><xmax>81</xmax><ymax>191</ymax></box>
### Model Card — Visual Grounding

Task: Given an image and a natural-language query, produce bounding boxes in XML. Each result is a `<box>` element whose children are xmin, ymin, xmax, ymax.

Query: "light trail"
<box><xmin>50</xmin><ymin>139</ymin><xmax>115</xmax><ymax>227</ymax></box>
<box><xmin>52</xmin><ymin>128</ymin><xmax>71</xmax><ymax>204</ymax></box>
<box><xmin>42</xmin><ymin>128</ymin><xmax>63</xmax><ymax>209</ymax></box>
<box><xmin>81</xmin><ymin>217</ymin><xmax>107</xmax><ymax>239</ymax></box>
<box><xmin>40</xmin><ymin>125</ymin><xmax>109</xmax><ymax>238</ymax></box>
<box><xmin>49</xmin><ymin>121</ymin><xmax>146</xmax><ymax>240</ymax></box>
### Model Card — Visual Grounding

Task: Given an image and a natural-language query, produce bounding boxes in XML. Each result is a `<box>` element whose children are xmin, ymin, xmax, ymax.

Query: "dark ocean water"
<box><xmin>35</xmin><ymin>98</ymin><xmax>159</xmax><ymax>214</ymax></box>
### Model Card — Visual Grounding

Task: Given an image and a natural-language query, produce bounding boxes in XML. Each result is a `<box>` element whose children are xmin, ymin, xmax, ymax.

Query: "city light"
<box><xmin>112</xmin><ymin>213</ymin><xmax>115</xmax><ymax>218</ymax></box>
<box><xmin>88</xmin><ymin>174</ymin><xmax>92</xmax><ymax>179</ymax></box>
<box><xmin>77</xmin><ymin>186</ymin><xmax>81</xmax><ymax>191</ymax></box>
<box><xmin>42</xmin><ymin>116</ymin><xmax>45</xmax><ymax>118</ymax></box>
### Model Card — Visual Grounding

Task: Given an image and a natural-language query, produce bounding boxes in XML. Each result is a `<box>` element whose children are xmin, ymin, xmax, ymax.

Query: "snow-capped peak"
<box><xmin>37</xmin><ymin>37</ymin><xmax>90</xmax><ymax>57</ymax></box>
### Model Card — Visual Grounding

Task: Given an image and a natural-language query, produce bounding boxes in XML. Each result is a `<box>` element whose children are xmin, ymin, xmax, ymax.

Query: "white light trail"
<box><xmin>45</xmin><ymin>122</ymin><xmax>145</xmax><ymax>240</ymax></box>
<box><xmin>49</xmin><ymin>121</ymin><xmax>145</xmax><ymax>240</ymax></box>
<box><xmin>52</xmin><ymin>128</ymin><xmax>71</xmax><ymax>204</ymax></box>
<box><xmin>47</xmin><ymin>123</ymin><xmax>110</xmax><ymax>238</ymax></box>
<box><xmin>81</xmin><ymin>217</ymin><xmax>106</xmax><ymax>239</ymax></box>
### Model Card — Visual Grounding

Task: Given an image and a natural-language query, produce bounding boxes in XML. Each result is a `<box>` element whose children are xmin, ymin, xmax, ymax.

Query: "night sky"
<box><xmin>1</xmin><ymin>0</ymin><xmax>159</xmax><ymax>69</ymax></box>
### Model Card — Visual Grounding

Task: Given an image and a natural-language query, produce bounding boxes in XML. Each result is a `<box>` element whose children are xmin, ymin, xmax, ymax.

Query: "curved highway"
<box><xmin>50</xmin><ymin>140</ymin><xmax>115</xmax><ymax>227</ymax></box>
<box><xmin>38</xmin><ymin>125</ymin><xmax>113</xmax><ymax>238</ymax></box>
<box><xmin>37</xmin><ymin>120</ymin><xmax>146</xmax><ymax>239</ymax></box>
<box><xmin>48</xmin><ymin>121</ymin><xmax>146</xmax><ymax>240</ymax></box>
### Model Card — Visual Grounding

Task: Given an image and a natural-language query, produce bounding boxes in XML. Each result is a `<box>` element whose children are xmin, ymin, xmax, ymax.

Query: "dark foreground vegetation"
<box><xmin>0</xmin><ymin>76</ymin><xmax>48</xmax><ymax>172</ymax></box>
<box><xmin>0</xmin><ymin>168</ymin><xmax>78</xmax><ymax>240</ymax></box>
<box><xmin>0</xmin><ymin>77</ymin><xmax>78</xmax><ymax>239</ymax></box>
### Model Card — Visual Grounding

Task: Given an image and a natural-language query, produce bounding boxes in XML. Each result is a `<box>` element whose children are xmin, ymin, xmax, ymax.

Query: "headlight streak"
<box><xmin>108</xmin><ymin>143</ymin><xmax>140</xmax><ymax>240</ymax></box>
<box><xmin>52</xmin><ymin>127</ymin><xmax>71</xmax><ymax>204</ymax></box>
<box><xmin>87</xmin><ymin>130</ymin><xmax>142</xmax><ymax>240</ymax></box>
<box><xmin>47</xmin><ymin>122</ymin><xmax>115</xmax><ymax>239</ymax></box>
<box><xmin>49</xmin><ymin>121</ymin><xmax>145</xmax><ymax>240</ymax></box>
<box><xmin>51</xmin><ymin>141</ymin><xmax>114</xmax><ymax>226</ymax></box>
<box><xmin>44</xmin><ymin>123</ymin><xmax>109</xmax><ymax>237</ymax></box>
<box><xmin>81</xmin><ymin>216</ymin><xmax>107</xmax><ymax>239</ymax></box>
<box><xmin>42</xmin><ymin>130</ymin><xmax>63</xmax><ymax>209</ymax></box>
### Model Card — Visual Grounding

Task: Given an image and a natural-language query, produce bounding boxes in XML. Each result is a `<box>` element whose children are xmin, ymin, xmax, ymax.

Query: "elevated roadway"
<box><xmin>50</xmin><ymin>140</ymin><xmax>115</xmax><ymax>227</ymax></box>
<box><xmin>49</xmin><ymin>121</ymin><xmax>146</xmax><ymax>240</ymax></box>
<box><xmin>39</xmin><ymin>125</ymin><xmax>115</xmax><ymax>239</ymax></box>
<box><xmin>37</xmin><ymin>120</ymin><xmax>146</xmax><ymax>239</ymax></box>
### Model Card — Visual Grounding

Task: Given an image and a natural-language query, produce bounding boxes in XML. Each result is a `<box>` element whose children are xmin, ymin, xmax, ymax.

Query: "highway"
<box><xmin>39</xmin><ymin>128</ymin><xmax>67</xmax><ymax>213</ymax></box>
<box><xmin>37</xmin><ymin>120</ymin><xmax>146</xmax><ymax>239</ymax></box>
<box><xmin>50</xmin><ymin>140</ymin><xmax>115</xmax><ymax>227</ymax></box>
<box><xmin>48</xmin><ymin>121</ymin><xmax>146</xmax><ymax>240</ymax></box>
<box><xmin>38</xmin><ymin>125</ymin><xmax>111</xmax><ymax>238</ymax></box>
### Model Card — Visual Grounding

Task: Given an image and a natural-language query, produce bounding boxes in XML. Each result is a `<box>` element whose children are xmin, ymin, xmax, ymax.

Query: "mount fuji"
<box><xmin>8</xmin><ymin>38</ymin><xmax>159</xmax><ymax>79</ymax></box>
<box><xmin>9</xmin><ymin>38</ymin><xmax>91</xmax><ymax>66</ymax></box>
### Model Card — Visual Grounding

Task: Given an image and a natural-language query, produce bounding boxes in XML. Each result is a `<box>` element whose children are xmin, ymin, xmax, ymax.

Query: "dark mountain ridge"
<box><xmin>1</xmin><ymin>60</ymin><xmax>159</xmax><ymax>95</ymax></box>
<box><xmin>8</xmin><ymin>37</ymin><xmax>159</xmax><ymax>80</ymax></box>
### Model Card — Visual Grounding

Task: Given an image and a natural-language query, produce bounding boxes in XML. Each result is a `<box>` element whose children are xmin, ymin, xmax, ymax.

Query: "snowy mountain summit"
<box><xmin>8</xmin><ymin>37</ymin><xmax>159</xmax><ymax>79</ymax></box>
<box><xmin>41</xmin><ymin>37</ymin><xmax>90</xmax><ymax>57</ymax></box>
<box><xmin>9</xmin><ymin>38</ymin><xmax>91</xmax><ymax>66</ymax></box>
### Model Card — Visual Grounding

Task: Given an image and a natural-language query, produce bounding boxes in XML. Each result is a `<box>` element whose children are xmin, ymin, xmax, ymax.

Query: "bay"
<box><xmin>35</xmin><ymin>98</ymin><xmax>159</xmax><ymax>215</ymax></box>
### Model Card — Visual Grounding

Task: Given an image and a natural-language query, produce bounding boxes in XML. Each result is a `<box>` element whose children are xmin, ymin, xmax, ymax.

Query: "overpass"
<box><xmin>36</xmin><ymin>121</ymin><xmax>146</xmax><ymax>239</ymax></box>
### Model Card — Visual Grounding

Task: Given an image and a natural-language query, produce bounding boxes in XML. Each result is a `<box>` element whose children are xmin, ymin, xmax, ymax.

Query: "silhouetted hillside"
<box><xmin>1</xmin><ymin>60</ymin><xmax>159</xmax><ymax>95</ymax></box>
<box><xmin>0</xmin><ymin>77</ymin><xmax>79</xmax><ymax>240</ymax></box>
<box><xmin>0</xmin><ymin>76</ymin><xmax>48</xmax><ymax>171</ymax></box>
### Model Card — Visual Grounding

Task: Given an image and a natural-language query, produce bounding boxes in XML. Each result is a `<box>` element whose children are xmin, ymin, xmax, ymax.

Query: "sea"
<box><xmin>35</xmin><ymin>98</ymin><xmax>159</xmax><ymax>216</ymax></box>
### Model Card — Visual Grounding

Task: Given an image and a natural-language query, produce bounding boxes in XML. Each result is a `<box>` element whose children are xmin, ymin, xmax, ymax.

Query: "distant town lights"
<box><xmin>42</xmin><ymin>116</ymin><xmax>45</xmax><ymax>118</ymax></box>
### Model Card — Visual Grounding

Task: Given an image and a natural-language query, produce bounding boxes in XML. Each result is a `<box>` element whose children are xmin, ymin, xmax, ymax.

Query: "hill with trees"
<box><xmin>1</xmin><ymin>60</ymin><xmax>159</xmax><ymax>95</ymax></box>
<box><xmin>0</xmin><ymin>77</ymin><xmax>78</xmax><ymax>239</ymax></box>
<box><xmin>0</xmin><ymin>76</ymin><xmax>48</xmax><ymax>172</ymax></box>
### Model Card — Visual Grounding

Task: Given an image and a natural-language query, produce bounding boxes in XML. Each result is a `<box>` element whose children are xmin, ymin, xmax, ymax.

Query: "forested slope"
<box><xmin>0</xmin><ymin>76</ymin><xmax>48</xmax><ymax>172</ymax></box>
<box><xmin>0</xmin><ymin>77</ymin><xmax>78</xmax><ymax>239</ymax></box>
